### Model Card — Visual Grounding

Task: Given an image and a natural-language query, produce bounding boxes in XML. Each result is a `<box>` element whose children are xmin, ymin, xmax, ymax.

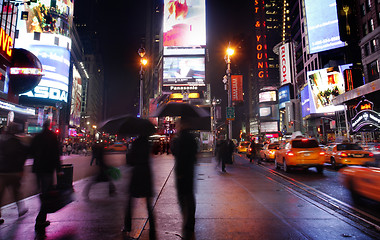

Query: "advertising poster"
<box><xmin>260</xmin><ymin>121</ymin><xmax>278</xmax><ymax>133</ymax></box>
<box><xmin>163</xmin><ymin>56</ymin><xmax>205</xmax><ymax>92</ymax></box>
<box><xmin>70</xmin><ymin>65</ymin><xmax>82</xmax><ymax>127</ymax></box>
<box><xmin>307</xmin><ymin>64</ymin><xmax>351</xmax><ymax>113</ymax></box>
<box><xmin>278</xmin><ymin>85</ymin><xmax>291</xmax><ymax>109</ymax></box>
<box><xmin>231</xmin><ymin>75</ymin><xmax>243</xmax><ymax>102</ymax></box>
<box><xmin>20</xmin><ymin>45</ymin><xmax>70</xmax><ymax>102</ymax></box>
<box><xmin>163</xmin><ymin>0</ymin><xmax>206</xmax><ymax>55</ymax></box>
<box><xmin>259</xmin><ymin>107</ymin><xmax>271</xmax><ymax>117</ymax></box>
<box><xmin>301</xmin><ymin>84</ymin><xmax>312</xmax><ymax>118</ymax></box>
<box><xmin>279</xmin><ymin>43</ymin><xmax>292</xmax><ymax>86</ymax></box>
<box><xmin>259</xmin><ymin>91</ymin><xmax>277</xmax><ymax>103</ymax></box>
<box><xmin>304</xmin><ymin>0</ymin><xmax>346</xmax><ymax>54</ymax></box>
<box><xmin>17</xmin><ymin>0</ymin><xmax>73</xmax><ymax>38</ymax></box>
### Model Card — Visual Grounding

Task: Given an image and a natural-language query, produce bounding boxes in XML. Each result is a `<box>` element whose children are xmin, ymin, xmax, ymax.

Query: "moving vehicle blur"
<box><xmin>246</xmin><ymin>142</ymin><xmax>263</xmax><ymax>161</ymax></box>
<box><xmin>324</xmin><ymin>143</ymin><xmax>375</xmax><ymax>170</ymax></box>
<box><xmin>237</xmin><ymin>141</ymin><xmax>250</xmax><ymax>154</ymax></box>
<box><xmin>340</xmin><ymin>161</ymin><xmax>380</xmax><ymax>203</ymax></box>
<box><xmin>275</xmin><ymin>138</ymin><xmax>325</xmax><ymax>173</ymax></box>
<box><xmin>361</xmin><ymin>142</ymin><xmax>380</xmax><ymax>159</ymax></box>
<box><xmin>259</xmin><ymin>143</ymin><xmax>279</xmax><ymax>161</ymax></box>
<box><xmin>105</xmin><ymin>142</ymin><xmax>127</xmax><ymax>152</ymax></box>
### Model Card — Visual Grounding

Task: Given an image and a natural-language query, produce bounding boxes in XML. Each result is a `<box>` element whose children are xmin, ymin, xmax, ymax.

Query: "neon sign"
<box><xmin>254</xmin><ymin>0</ymin><xmax>268</xmax><ymax>81</ymax></box>
<box><xmin>0</xmin><ymin>27</ymin><xmax>13</xmax><ymax>58</ymax></box>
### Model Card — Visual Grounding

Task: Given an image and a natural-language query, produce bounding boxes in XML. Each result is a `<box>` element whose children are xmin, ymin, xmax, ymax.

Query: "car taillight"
<box><xmin>369</xmin><ymin>152</ymin><xmax>374</xmax><ymax>157</ymax></box>
<box><xmin>269</xmin><ymin>150</ymin><xmax>274</xmax><ymax>154</ymax></box>
<box><xmin>287</xmin><ymin>151</ymin><xmax>295</xmax><ymax>157</ymax></box>
<box><xmin>340</xmin><ymin>152</ymin><xmax>348</xmax><ymax>157</ymax></box>
<box><xmin>319</xmin><ymin>151</ymin><xmax>325</xmax><ymax>156</ymax></box>
<box><xmin>375</xmin><ymin>146</ymin><xmax>380</xmax><ymax>150</ymax></box>
<box><xmin>249</xmin><ymin>148</ymin><xmax>252</xmax><ymax>151</ymax></box>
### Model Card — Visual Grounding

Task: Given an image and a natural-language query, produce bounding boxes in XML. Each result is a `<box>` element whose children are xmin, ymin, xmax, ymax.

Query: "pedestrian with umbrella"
<box><xmin>98</xmin><ymin>115</ymin><xmax>157</xmax><ymax>239</ymax></box>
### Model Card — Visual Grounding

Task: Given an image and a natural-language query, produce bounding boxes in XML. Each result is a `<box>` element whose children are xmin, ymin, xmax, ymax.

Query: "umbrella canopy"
<box><xmin>98</xmin><ymin>115</ymin><xmax>156</xmax><ymax>136</ymax></box>
<box><xmin>152</xmin><ymin>102</ymin><xmax>210</xmax><ymax>118</ymax></box>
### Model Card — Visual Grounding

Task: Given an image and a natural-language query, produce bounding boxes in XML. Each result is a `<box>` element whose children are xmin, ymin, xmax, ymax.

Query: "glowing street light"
<box><xmin>138</xmin><ymin>46</ymin><xmax>147</xmax><ymax>117</ymax></box>
<box><xmin>225</xmin><ymin>44</ymin><xmax>234</xmax><ymax>140</ymax></box>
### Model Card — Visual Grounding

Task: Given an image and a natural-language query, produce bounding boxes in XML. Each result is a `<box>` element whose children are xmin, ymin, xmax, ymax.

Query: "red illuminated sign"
<box><xmin>254</xmin><ymin>0</ymin><xmax>268</xmax><ymax>81</ymax></box>
<box><xmin>231</xmin><ymin>75</ymin><xmax>243</xmax><ymax>102</ymax></box>
<box><xmin>0</xmin><ymin>27</ymin><xmax>13</xmax><ymax>59</ymax></box>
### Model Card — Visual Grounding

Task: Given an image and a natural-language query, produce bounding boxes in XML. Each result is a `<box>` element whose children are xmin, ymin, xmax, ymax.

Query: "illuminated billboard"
<box><xmin>259</xmin><ymin>91</ymin><xmax>277</xmax><ymax>103</ymax></box>
<box><xmin>163</xmin><ymin>0</ymin><xmax>206</xmax><ymax>55</ymax></box>
<box><xmin>163</xmin><ymin>56</ymin><xmax>205</xmax><ymax>92</ymax></box>
<box><xmin>279</xmin><ymin>43</ymin><xmax>292</xmax><ymax>86</ymax></box>
<box><xmin>20</xmin><ymin>45</ymin><xmax>70</xmax><ymax>102</ymax></box>
<box><xmin>306</xmin><ymin>64</ymin><xmax>352</xmax><ymax>114</ymax></box>
<box><xmin>70</xmin><ymin>65</ymin><xmax>82</xmax><ymax>127</ymax></box>
<box><xmin>279</xmin><ymin>85</ymin><xmax>291</xmax><ymax>109</ymax></box>
<box><xmin>304</xmin><ymin>0</ymin><xmax>346</xmax><ymax>54</ymax></box>
<box><xmin>260</xmin><ymin>121</ymin><xmax>278</xmax><ymax>133</ymax></box>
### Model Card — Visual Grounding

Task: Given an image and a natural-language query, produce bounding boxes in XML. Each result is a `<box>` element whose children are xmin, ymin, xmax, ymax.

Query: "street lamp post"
<box><xmin>138</xmin><ymin>47</ymin><xmax>147</xmax><ymax>118</ymax></box>
<box><xmin>225</xmin><ymin>46</ymin><xmax>234</xmax><ymax>140</ymax></box>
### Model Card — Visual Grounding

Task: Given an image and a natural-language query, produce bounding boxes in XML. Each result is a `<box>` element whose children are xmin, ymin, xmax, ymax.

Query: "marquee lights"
<box><xmin>10</xmin><ymin>67</ymin><xmax>43</xmax><ymax>75</ymax></box>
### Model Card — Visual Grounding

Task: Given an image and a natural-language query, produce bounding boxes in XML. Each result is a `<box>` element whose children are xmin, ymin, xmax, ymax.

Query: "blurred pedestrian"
<box><xmin>170</xmin><ymin>118</ymin><xmax>198</xmax><ymax>240</ymax></box>
<box><xmin>82</xmin><ymin>142</ymin><xmax>116</xmax><ymax>200</ymax></box>
<box><xmin>90</xmin><ymin>142</ymin><xmax>100</xmax><ymax>166</ymax></box>
<box><xmin>67</xmin><ymin>144</ymin><xmax>72</xmax><ymax>155</ymax></box>
<box><xmin>123</xmin><ymin>135</ymin><xmax>156</xmax><ymax>239</ymax></box>
<box><xmin>62</xmin><ymin>145</ymin><xmax>67</xmax><ymax>156</ymax></box>
<box><xmin>30</xmin><ymin>120</ymin><xmax>62</xmax><ymax>232</ymax></box>
<box><xmin>0</xmin><ymin>123</ymin><xmax>29</xmax><ymax>224</ymax></box>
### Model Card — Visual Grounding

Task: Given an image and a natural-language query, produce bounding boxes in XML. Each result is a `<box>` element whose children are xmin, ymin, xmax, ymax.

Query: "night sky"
<box><xmin>89</xmin><ymin>0</ymin><xmax>253</xmax><ymax>119</ymax></box>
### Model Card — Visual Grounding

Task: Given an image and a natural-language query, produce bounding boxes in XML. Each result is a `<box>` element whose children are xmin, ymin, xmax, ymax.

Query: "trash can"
<box><xmin>57</xmin><ymin>164</ymin><xmax>73</xmax><ymax>189</ymax></box>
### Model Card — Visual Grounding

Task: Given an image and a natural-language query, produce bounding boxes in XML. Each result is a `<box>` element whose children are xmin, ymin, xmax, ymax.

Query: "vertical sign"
<box><xmin>279</xmin><ymin>43</ymin><xmax>291</xmax><ymax>86</ymax></box>
<box><xmin>231</xmin><ymin>75</ymin><xmax>243</xmax><ymax>102</ymax></box>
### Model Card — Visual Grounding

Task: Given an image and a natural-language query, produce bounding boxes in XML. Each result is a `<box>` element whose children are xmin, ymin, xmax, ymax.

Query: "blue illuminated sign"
<box><xmin>278</xmin><ymin>85</ymin><xmax>291</xmax><ymax>109</ymax></box>
<box><xmin>301</xmin><ymin>85</ymin><xmax>314</xmax><ymax>118</ymax></box>
<box><xmin>20</xmin><ymin>45</ymin><xmax>70</xmax><ymax>102</ymax></box>
<box><xmin>304</xmin><ymin>0</ymin><xmax>346</xmax><ymax>54</ymax></box>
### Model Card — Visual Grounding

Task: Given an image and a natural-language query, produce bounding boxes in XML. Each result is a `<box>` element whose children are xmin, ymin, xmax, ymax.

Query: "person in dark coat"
<box><xmin>170</xmin><ymin>118</ymin><xmax>198</xmax><ymax>240</ymax></box>
<box><xmin>0</xmin><ymin>123</ymin><xmax>29</xmax><ymax>224</ymax></box>
<box><xmin>30</xmin><ymin>120</ymin><xmax>61</xmax><ymax>232</ymax></box>
<box><xmin>82</xmin><ymin>142</ymin><xmax>116</xmax><ymax>200</ymax></box>
<box><xmin>122</xmin><ymin>135</ymin><xmax>156</xmax><ymax>239</ymax></box>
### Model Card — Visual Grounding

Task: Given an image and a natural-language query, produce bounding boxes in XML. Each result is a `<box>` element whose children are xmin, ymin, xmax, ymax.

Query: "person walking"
<box><xmin>170</xmin><ymin>118</ymin><xmax>198</xmax><ymax>240</ymax></box>
<box><xmin>82</xmin><ymin>142</ymin><xmax>116</xmax><ymax>200</ymax></box>
<box><xmin>123</xmin><ymin>135</ymin><xmax>156</xmax><ymax>239</ymax></box>
<box><xmin>66</xmin><ymin>144</ymin><xmax>72</xmax><ymax>155</ymax></box>
<box><xmin>30</xmin><ymin>120</ymin><xmax>61</xmax><ymax>232</ymax></box>
<box><xmin>0</xmin><ymin>123</ymin><xmax>29</xmax><ymax>224</ymax></box>
<box><xmin>215</xmin><ymin>136</ymin><xmax>227</xmax><ymax>172</ymax></box>
<box><xmin>90</xmin><ymin>142</ymin><xmax>100</xmax><ymax>166</ymax></box>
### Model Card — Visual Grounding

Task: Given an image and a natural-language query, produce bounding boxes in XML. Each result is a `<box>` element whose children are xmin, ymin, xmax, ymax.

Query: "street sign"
<box><xmin>226</xmin><ymin>107</ymin><xmax>235</xmax><ymax>120</ymax></box>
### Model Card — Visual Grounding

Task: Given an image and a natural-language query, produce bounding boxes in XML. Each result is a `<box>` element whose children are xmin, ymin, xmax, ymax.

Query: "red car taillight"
<box><xmin>369</xmin><ymin>152</ymin><xmax>374</xmax><ymax>157</ymax></box>
<box><xmin>340</xmin><ymin>152</ymin><xmax>348</xmax><ymax>157</ymax></box>
<box><xmin>319</xmin><ymin>151</ymin><xmax>325</xmax><ymax>156</ymax></box>
<box><xmin>287</xmin><ymin>151</ymin><xmax>295</xmax><ymax>157</ymax></box>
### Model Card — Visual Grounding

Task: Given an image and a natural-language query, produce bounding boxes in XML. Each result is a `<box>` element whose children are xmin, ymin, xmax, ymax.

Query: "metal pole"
<box><xmin>343</xmin><ymin>104</ymin><xmax>350</xmax><ymax>141</ymax></box>
<box><xmin>227</xmin><ymin>56</ymin><xmax>232</xmax><ymax>140</ymax></box>
<box><xmin>139</xmin><ymin>65</ymin><xmax>143</xmax><ymax>117</ymax></box>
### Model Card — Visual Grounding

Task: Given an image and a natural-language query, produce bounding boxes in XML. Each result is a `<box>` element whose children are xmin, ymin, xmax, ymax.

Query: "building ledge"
<box><xmin>332</xmin><ymin>79</ymin><xmax>380</xmax><ymax>105</ymax></box>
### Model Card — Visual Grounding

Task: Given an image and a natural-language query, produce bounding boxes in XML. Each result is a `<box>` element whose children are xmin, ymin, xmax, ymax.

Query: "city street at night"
<box><xmin>1</xmin><ymin>152</ymin><xmax>380</xmax><ymax>239</ymax></box>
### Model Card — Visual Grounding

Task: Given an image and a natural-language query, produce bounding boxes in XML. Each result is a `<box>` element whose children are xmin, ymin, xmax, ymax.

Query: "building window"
<box><xmin>369</xmin><ymin>19</ymin><xmax>375</xmax><ymax>32</ymax></box>
<box><xmin>367</xmin><ymin>60</ymin><xmax>379</xmax><ymax>82</ymax></box>
<box><xmin>366</xmin><ymin>0</ymin><xmax>371</xmax><ymax>11</ymax></box>
<box><xmin>370</xmin><ymin>39</ymin><xmax>377</xmax><ymax>52</ymax></box>
<box><xmin>363</xmin><ymin>23</ymin><xmax>369</xmax><ymax>35</ymax></box>
<box><xmin>361</xmin><ymin>4</ymin><xmax>366</xmax><ymax>16</ymax></box>
<box><xmin>15</xmin><ymin>30</ymin><xmax>19</xmax><ymax>39</ymax></box>
<box><xmin>34</xmin><ymin>32</ymin><xmax>41</xmax><ymax>40</ymax></box>
<box><xmin>54</xmin><ymin>37</ymin><xmax>59</xmax><ymax>45</ymax></box>
<box><xmin>364</xmin><ymin>42</ymin><xmax>370</xmax><ymax>56</ymax></box>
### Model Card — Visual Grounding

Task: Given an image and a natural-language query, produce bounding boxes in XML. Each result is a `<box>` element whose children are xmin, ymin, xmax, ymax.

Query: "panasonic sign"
<box><xmin>279</xmin><ymin>43</ymin><xmax>291</xmax><ymax>86</ymax></box>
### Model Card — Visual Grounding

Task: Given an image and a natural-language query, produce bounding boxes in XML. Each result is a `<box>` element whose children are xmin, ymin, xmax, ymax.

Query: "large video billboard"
<box><xmin>163</xmin><ymin>0</ymin><xmax>206</xmax><ymax>55</ymax></box>
<box><xmin>15</xmin><ymin>0</ymin><xmax>73</xmax><ymax>103</ymax></box>
<box><xmin>306</xmin><ymin>64</ymin><xmax>351</xmax><ymax>114</ymax></box>
<box><xmin>70</xmin><ymin>65</ymin><xmax>82</xmax><ymax>126</ymax></box>
<box><xmin>304</xmin><ymin>0</ymin><xmax>346</xmax><ymax>54</ymax></box>
<box><xmin>163</xmin><ymin>56</ymin><xmax>205</xmax><ymax>92</ymax></box>
<box><xmin>20</xmin><ymin>45</ymin><xmax>70</xmax><ymax>102</ymax></box>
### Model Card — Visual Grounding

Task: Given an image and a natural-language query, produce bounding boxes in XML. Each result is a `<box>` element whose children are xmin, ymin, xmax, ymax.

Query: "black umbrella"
<box><xmin>98</xmin><ymin>115</ymin><xmax>156</xmax><ymax>136</ymax></box>
<box><xmin>152</xmin><ymin>102</ymin><xmax>210</xmax><ymax>118</ymax></box>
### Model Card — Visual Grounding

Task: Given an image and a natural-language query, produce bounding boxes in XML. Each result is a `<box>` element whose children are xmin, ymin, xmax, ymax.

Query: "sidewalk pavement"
<box><xmin>0</xmin><ymin>152</ymin><xmax>377</xmax><ymax>240</ymax></box>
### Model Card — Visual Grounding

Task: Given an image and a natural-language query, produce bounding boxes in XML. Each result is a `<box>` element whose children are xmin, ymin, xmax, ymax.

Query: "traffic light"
<box><xmin>55</xmin><ymin>129</ymin><xmax>60</xmax><ymax>134</ymax></box>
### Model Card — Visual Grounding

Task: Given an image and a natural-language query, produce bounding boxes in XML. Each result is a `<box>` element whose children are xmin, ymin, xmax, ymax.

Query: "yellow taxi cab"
<box><xmin>324</xmin><ymin>143</ymin><xmax>375</xmax><ymax>170</ymax></box>
<box><xmin>259</xmin><ymin>143</ymin><xmax>279</xmax><ymax>161</ymax></box>
<box><xmin>237</xmin><ymin>141</ymin><xmax>250</xmax><ymax>154</ymax></box>
<box><xmin>340</xmin><ymin>162</ymin><xmax>380</xmax><ymax>203</ymax></box>
<box><xmin>275</xmin><ymin>138</ymin><xmax>325</xmax><ymax>173</ymax></box>
<box><xmin>105</xmin><ymin>142</ymin><xmax>127</xmax><ymax>152</ymax></box>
